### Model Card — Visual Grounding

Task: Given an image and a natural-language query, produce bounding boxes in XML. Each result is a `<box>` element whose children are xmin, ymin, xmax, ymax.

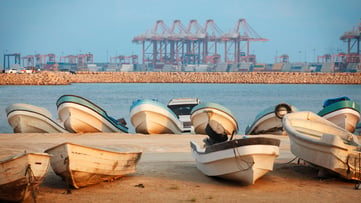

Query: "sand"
<box><xmin>1</xmin><ymin>133</ymin><xmax>360</xmax><ymax>203</ymax></box>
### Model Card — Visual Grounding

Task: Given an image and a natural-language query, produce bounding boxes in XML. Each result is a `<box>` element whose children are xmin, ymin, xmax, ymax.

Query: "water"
<box><xmin>1</xmin><ymin>83</ymin><xmax>360</xmax><ymax>133</ymax></box>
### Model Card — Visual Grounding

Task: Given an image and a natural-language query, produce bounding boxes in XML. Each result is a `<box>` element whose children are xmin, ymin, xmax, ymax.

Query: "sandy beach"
<box><xmin>1</xmin><ymin>133</ymin><xmax>360</xmax><ymax>203</ymax></box>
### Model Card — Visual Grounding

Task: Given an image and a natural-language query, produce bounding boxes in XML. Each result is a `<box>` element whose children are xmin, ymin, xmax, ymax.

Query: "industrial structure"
<box><xmin>132</xmin><ymin>19</ymin><xmax>268</xmax><ymax>67</ymax></box>
<box><xmin>2</xmin><ymin>19</ymin><xmax>360</xmax><ymax>73</ymax></box>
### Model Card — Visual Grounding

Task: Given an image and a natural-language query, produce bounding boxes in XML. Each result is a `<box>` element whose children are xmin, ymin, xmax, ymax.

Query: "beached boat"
<box><xmin>0</xmin><ymin>152</ymin><xmax>50</xmax><ymax>202</ymax></box>
<box><xmin>6</xmin><ymin>103</ymin><xmax>69</xmax><ymax>133</ymax></box>
<box><xmin>191</xmin><ymin>102</ymin><xmax>238</xmax><ymax>135</ymax></box>
<box><xmin>45</xmin><ymin>142</ymin><xmax>142</xmax><ymax>189</ymax></box>
<box><xmin>56</xmin><ymin>94</ymin><xmax>128</xmax><ymax>133</ymax></box>
<box><xmin>130</xmin><ymin>99</ymin><xmax>183</xmax><ymax>134</ymax></box>
<box><xmin>167</xmin><ymin>98</ymin><xmax>201</xmax><ymax>132</ymax></box>
<box><xmin>283</xmin><ymin>111</ymin><xmax>361</xmax><ymax>181</ymax></box>
<box><xmin>317</xmin><ymin>96</ymin><xmax>360</xmax><ymax>133</ymax></box>
<box><xmin>190</xmin><ymin>136</ymin><xmax>280</xmax><ymax>185</ymax></box>
<box><xmin>245</xmin><ymin>103</ymin><xmax>297</xmax><ymax>135</ymax></box>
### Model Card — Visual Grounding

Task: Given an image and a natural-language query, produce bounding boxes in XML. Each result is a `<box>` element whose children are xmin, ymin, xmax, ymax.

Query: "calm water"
<box><xmin>1</xmin><ymin>83</ymin><xmax>360</xmax><ymax>133</ymax></box>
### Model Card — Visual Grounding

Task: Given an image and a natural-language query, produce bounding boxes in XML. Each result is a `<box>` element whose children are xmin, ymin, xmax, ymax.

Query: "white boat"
<box><xmin>283</xmin><ymin>111</ymin><xmax>361</xmax><ymax>181</ymax></box>
<box><xmin>57</xmin><ymin>95</ymin><xmax>128</xmax><ymax>133</ymax></box>
<box><xmin>167</xmin><ymin>98</ymin><xmax>201</xmax><ymax>132</ymax></box>
<box><xmin>318</xmin><ymin>96</ymin><xmax>360</xmax><ymax>133</ymax></box>
<box><xmin>6</xmin><ymin>103</ymin><xmax>69</xmax><ymax>133</ymax></box>
<box><xmin>45</xmin><ymin>142</ymin><xmax>142</xmax><ymax>189</ymax></box>
<box><xmin>190</xmin><ymin>137</ymin><xmax>280</xmax><ymax>185</ymax></box>
<box><xmin>191</xmin><ymin>102</ymin><xmax>238</xmax><ymax>135</ymax></box>
<box><xmin>130</xmin><ymin>99</ymin><xmax>183</xmax><ymax>134</ymax></box>
<box><xmin>245</xmin><ymin>103</ymin><xmax>297</xmax><ymax>135</ymax></box>
<box><xmin>0</xmin><ymin>152</ymin><xmax>50</xmax><ymax>202</ymax></box>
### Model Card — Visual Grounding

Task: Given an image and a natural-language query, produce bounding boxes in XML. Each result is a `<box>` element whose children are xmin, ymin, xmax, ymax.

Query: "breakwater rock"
<box><xmin>1</xmin><ymin>72</ymin><xmax>360</xmax><ymax>85</ymax></box>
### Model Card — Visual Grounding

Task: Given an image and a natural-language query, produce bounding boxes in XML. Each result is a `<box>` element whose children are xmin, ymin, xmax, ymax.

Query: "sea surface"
<box><xmin>1</xmin><ymin>83</ymin><xmax>360</xmax><ymax>134</ymax></box>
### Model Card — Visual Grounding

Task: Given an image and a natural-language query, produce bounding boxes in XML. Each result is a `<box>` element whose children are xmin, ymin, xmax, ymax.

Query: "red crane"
<box><xmin>132</xmin><ymin>19</ymin><xmax>268</xmax><ymax>67</ymax></box>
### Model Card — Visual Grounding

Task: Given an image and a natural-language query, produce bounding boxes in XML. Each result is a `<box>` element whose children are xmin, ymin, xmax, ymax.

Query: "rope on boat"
<box><xmin>232</xmin><ymin>141</ymin><xmax>254</xmax><ymax>172</ymax></box>
<box><xmin>25</xmin><ymin>164</ymin><xmax>38</xmax><ymax>203</ymax></box>
<box><xmin>351</xmin><ymin>153</ymin><xmax>361</xmax><ymax>190</ymax></box>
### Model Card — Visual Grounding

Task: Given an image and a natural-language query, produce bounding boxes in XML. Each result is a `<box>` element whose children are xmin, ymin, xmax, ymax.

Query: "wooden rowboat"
<box><xmin>0</xmin><ymin>152</ymin><xmax>50</xmax><ymax>202</ymax></box>
<box><xmin>45</xmin><ymin>142</ymin><xmax>142</xmax><ymax>189</ymax></box>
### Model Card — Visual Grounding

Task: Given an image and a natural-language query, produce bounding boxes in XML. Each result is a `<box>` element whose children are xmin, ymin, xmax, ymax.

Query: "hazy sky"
<box><xmin>0</xmin><ymin>0</ymin><xmax>360</xmax><ymax>65</ymax></box>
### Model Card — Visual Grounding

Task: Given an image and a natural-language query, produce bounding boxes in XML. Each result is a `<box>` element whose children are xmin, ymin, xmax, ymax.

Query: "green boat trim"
<box><xmin>318</xmin><ymin>100</ymin><xmax>360</xmax><ymax>117</ymax></box>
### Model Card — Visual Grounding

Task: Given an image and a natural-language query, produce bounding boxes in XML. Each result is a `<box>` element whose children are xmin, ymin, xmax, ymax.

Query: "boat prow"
<box><xmin>283</xmin><ymin>111</ymin><xmax>361</xmax><ymax>181</ymax></box>
<box><xmin>318</xmin><ymin>96</ymin><xmax>360</xmax><ymax>133</ymax></box>
<box><xmin>45</xmin><ymin>142</ymin><xmax>142</xmax><ymax>188</ymax></box>
<box><xmin>190</xmin><ymin>136</ymin><xmax>280</xmax><ymax>185</ymax></box>
<box><xmin>6</xmin><ymin>103</ymin><xmax>69</xmax><ymax>133</ymax></box>
<box><xmin>56</xmin><ymin>95</ymin><xmax>128</xmax><ymax>133</ymax></box>
<box><xmin>245</xmin><ymin>103</ymin><xmax>297</xmax><ymax>135</ymax></box>
<box><xmin>0</xmin><ymin>152</ymin><xmax>50</xmax><ymax>202</ymax></box>
<box><xmin>130</xmin><ymin>99</ymin><xmax>183</xmax><ymax>134</ymax></box>
<box><xmin>191</xmin><ymin>102</ymin><xmax>238</xmax><ymax>135</ymax></box>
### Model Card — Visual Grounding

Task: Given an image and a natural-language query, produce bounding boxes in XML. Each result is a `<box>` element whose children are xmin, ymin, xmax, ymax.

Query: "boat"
<box><xmin>190</xmin><ymin>102</ymin><xmax>238</xmax><ymax>135</ymax></box>
<box><xmin>44</xmin><ymin>142</ymin><xmax>142</xmax><ymax>189</ymax></box>
<box><xmin>6</xmin><ymin>103</ymin><xmax>69</xmax><ymax>133</ymax></box>
<box><xmin>56</xmin><ymin>94</ymin><xmax>128</xmax><ymax>133</ymax></box>
<box><xmin>317</xmin><ymin>96</ymin><xmax>360</xmax><ymax>133</ymax></box>
<box><xmin>245</xmin><ymin>103</ymin><xmax>297</xmax><ymax>135</ymax></box>
<box><xmin>355</xmin><ymin>122</ymin><xmax>361</xmax><ymax>136</ymax></box>
<box><xmin>190</xmin><ymin>136</ymin><xmax>280</xmax><ymax>185</ymax></box>
<box><xmin>167</xmin><ymin>98</ymin><xmax>200</xmax><ymax>132</ymax></box>
<box><xmin>130</xmin><ymin>99</ymin><xmax>183</xmax><ymax>134</ymax></box>
<box><xmin>283</xmin><ymin>111</ymin><xmax>361</xmax><ymax>181</ymax></box>
<box><xmin>0</xmin><ymin>152</ymin><xmax>50</xmax><ymax>202</ymax></box>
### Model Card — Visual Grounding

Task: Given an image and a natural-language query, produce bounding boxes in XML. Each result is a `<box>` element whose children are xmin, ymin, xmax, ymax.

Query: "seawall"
<box><xmin>0</xmin><ymin>71</ymin><xmax>360</xmax><ymax>85</ymax></box>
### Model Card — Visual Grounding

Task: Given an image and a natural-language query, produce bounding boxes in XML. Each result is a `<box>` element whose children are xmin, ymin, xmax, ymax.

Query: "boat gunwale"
<box><xmin>190</xmin><ymin>137</ymin><xmax>280</xmax><ymax>154</ymax></box>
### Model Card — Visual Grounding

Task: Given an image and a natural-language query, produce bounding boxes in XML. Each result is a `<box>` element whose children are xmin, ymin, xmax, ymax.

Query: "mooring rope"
<box><xmin>232</xmin><ymin>141</ymin><xmax>254</xmax><ymax>172</ymax></box>
<box><xmin>25</xmin><ymin>164</ymin><xmax>38</xmax><ymax>203</ymax></box>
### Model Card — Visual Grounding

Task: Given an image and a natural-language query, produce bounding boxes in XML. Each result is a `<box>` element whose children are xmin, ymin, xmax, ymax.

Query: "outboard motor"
<box><xmin>204</xmin><ymin>119</ymin><xmax>228</xmax><ymax>145</ymax></box>
<box><xmin>274</xmin><ymin>103</ymin><xmax>292</xmax><ymax>119</ymax></box>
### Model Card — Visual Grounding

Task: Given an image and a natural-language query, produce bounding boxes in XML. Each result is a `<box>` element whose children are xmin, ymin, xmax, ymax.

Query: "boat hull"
<box><xmin>6</xmin><ymin>103</ymin><xmax>68</xmax><ymax>133</ymax></box>
<box><xmin>245</xmin><ymin>103</ymin><xmax>296</xmax><ymax>135</ymax></box>
<box><xmin>0</xmin><ymin>153</ymin><xmax>50</xmax><ymax>202</ymax></box>
<box><xmin>57</xmin><ymin>95</ymin><xmax>128</xmax><ymax>133</ymax></box>
<box><xmin>190</xmin><ymin>137</ymin><xmax>280</xmax><ymax>185</ymax></box>
<box><xmin>191</xmin><ymin>103</ymin><xmax>238</xmax><ymax>135</ymax></box>
<box><xmin>283</xmin><ymin>111</ymin><xmax>361</xmax><ymax>181</ymax></box>
<box><xmin>318</xmin><ymin>100</ymin><xmax>360</xmax><ymax>133</ymax></box>
<box><xmin>130</xmin><ymin>100</ymin><xmax>183</xmax><ymax>134</ymax></box>
<box><xmin>45</xmin><ymin>142</ymin><xmax>142</xmax><ymax>188</ymax></box>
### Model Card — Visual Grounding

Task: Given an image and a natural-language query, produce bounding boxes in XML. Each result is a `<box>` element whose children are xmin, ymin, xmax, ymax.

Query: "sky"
<box><xmin>0</xmin><ymin>0</ymin><xmax>360</xmax><ymax>66</ymax></box>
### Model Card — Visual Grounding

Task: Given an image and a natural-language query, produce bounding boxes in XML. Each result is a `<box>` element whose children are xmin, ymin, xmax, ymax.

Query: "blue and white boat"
<box><xmin>318</xmin><ymin>96</ymin><xmax>360</xmax><ymax>133</ymax></box>
<box><xmin>191</xmin><ymin>102</ymin><xmax>238</xmax><ymax>136</ymax></box>
<box><xmin>245</xmin><ymin>103</ymin><xmax>297</xmax><ymax>135</ymax></box>
<box><xmin>130</xmin><ymin>99</ymin><xmax>183</xmax><ymax>134</ymax></box>
<box><xmin>56</xmin><ymin>95</ymin><xmax>128</xmax><ymax>133</ymax></box>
